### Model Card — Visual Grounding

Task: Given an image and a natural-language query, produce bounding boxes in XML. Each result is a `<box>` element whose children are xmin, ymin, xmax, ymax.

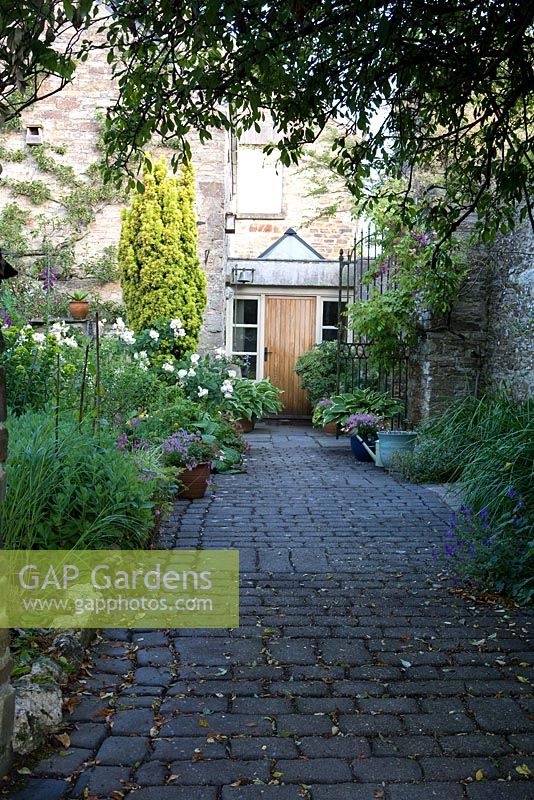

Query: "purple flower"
<box><xmin>41</xmin><ymin>265</ymin><xmax>58</xmax><ymax>291</ymax></box>
<box><xmin>411</xmin><ymin>231</ymin><xmax>431</xmax><ymax>246</ymax></box>
<box><xmin>116</xmin><ymin>433</ymin><xmax>128</xmax><ymax>449</ymax></box>
<box><xmin>507</xmin><ymin>486</ymin><xmax>516</xmax><ymax>498</ymax></box>
<box><xmin>162</xmin><ymin>429</ymin><xmax>209</xmax><ymax>470</ymax></box>
<box><xmin>343</xmin><ymin>413</ymin><xmax>384</xmax><ymax>437</ymax></box>
<box><xmin>317</xmin><ymin>398</ymin><xmax>334</xmax><ymax>407</ymax></box>
<box><xmin>0</xmin><ymin>312</ymin><xmax>12</xmax><ymax>328</ymax></box>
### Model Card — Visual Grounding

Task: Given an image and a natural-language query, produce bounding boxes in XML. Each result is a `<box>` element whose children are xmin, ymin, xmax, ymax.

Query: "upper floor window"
<box><xmin>237</xmin><ymin>146</ymin><xmax>283</xmax><ymax>215</ymax></box>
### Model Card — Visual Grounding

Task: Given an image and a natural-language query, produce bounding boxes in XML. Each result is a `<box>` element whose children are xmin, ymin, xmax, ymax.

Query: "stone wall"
<box><xmin>408</xmin><ymin>221</ymin><xmax>534</xmax><ymax>422</ymax></box>
<box><xmin>0</xmin><ymin>31</ymin><xmax>227</xmax><ymax>350</ymax></box>
<box><xmin>230</xmin><ymin>152</ymin><xmax>356</xmax><ymax>261</ymax></box>
<box><xmin>408</xmin><ymin>257</ymin><xmax>491</xmax><ymax>422</ymax></box>
<box><xmin>482</xmin><ymin>220</ymin><xmax>534</xmax><ymax>398</ymax></box>
<box><xmin>0</xmin><ymin>366</ymin><xmax>15</xmax><ymax>777</ymax></box>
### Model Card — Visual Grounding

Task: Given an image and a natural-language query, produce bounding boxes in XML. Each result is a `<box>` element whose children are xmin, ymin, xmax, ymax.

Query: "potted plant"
<box><xmin>68</xmin><ymin>290</ymin><xmax>90</xmax><ymax>321</ymax></box>
<box><xmin>342</xmin><ymin>413</ymin><xmax>385</xmax><ymax>461</ymax></box>
<box><xmin>322</xmin><ymin>389</ymin><xmax>404</xmax><ymax>427</ymax></box>
<box><xmin>161</xmin><ymin>429</ymin><xmax>217</xmax><ymax>499</ymax></box>
<box><xmin>312</xmin><ymin>398</ymin><xmax>337</xmax><ymax>435</ymax></box>
<box><xmin>226</xmin><ymin>378</ymin><xmax>283</xmax><ymax>431</ymax></box>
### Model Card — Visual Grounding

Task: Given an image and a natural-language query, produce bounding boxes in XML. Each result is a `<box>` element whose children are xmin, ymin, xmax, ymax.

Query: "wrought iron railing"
<box><xmin>336</xmin><ymin>229</ymin><xmax>409</xmax><ymax>422</ymax></box>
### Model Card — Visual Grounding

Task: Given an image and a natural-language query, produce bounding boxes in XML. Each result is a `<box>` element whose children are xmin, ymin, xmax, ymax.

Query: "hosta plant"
<box><xmin>225</xmin><ymin>378</ymin><xmax>284</xmax><ymax>421</ymax></box>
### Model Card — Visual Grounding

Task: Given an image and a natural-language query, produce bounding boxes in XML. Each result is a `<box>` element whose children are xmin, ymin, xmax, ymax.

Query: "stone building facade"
<box><xmin>408</xmin><ymin>224</ymin><xmax>534</xmax><ymax>420</ymax></box>
<box><xmin>483</xmin><ymin>221</ymin><xmax>534</xmax><ymax>398</ymax></box>
<box><xmin>0</xmin><ymin>41</ymin><xmax>531</xmax><ymax>414</ymax></box>
<box><xmin>0</xmin><ymin>48</ymin><xmax>355</xmax><ymax>354</ymax></box>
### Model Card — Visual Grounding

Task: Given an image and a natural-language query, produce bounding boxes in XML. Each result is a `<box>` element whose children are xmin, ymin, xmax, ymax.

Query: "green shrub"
<box><xmin>294</xmin><ymin>342</ymin><xmax>339</xmax><ymax>405</ymax></box>
<box><xmin>393</xmin><ymin>393</ymin><xmax>533</xmax><ymax>515</ymax></box>
<box><xmin>0</xmin><ymin>323</ymin><xmax>85</xmax><ymax>415</ymax></box>
<box><xmin>194</xmin><ymin>412</ymin><xmax>247</xmax><ymax>473</ymax></box>
<box><xmin>394</xmin><ymin>392</ymin><xmax>533</xmax><ymax>604</ymax></box>
<box><xmin>439</xmin><ymin>499</ymin><xmax>533</xmax><ymax>606</ymax></box>
<box><xmin>119</xmin><ymin>397</ymin><xmax>204</xmax><ymax>444</ymax></box>
<box><xmin>321</xmin><ymin>389</ymin><xmax>404</xmax><ymax>426</ymax></box>
<box><xmin>1</xmin><ymin>411</ymin><xmax>157</xmax><ymax>549</ymax></box>
<box><xmin>225</xmin><ymin>378</ymin><xmax>284</xmax><ymax>421</ymax></box>
<box><xmin>118</xmin><ymin>157</ymin><xmax>207</xmax><ymax>356</ymax></box>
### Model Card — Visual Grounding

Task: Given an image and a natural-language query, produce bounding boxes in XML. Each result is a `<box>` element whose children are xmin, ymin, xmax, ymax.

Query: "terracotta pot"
<box><xmin>69</xmin><ymin>301</ymin><xmax>89</xmax><ymax>321</ymax></box>
<box><xmin>323</xmin><ymin>422</ymin><xmax>338</xmax><ymax>436</ymax></box>
<box><xmin>236</xmin><ymin>415</ymin><xmax>256</xmax><ymax>433</ymax></box>
<box><xmin>177</xmin><ymin>462</ymin><xmax>211</xmax><ymax>499</ymax></box>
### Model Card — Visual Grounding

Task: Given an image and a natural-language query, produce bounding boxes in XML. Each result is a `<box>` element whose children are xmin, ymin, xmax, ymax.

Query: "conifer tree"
<box><xmin>118</xmin><ymin>157</ymin><xmax>206</xmax><ymax>355</ymax></box>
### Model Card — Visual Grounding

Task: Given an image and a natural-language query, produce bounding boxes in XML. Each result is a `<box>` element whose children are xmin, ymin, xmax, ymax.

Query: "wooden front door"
<box><xmin>264</xmin><ymin>295</ymin><xmax>316</xmax><ymax>416</ymax></box>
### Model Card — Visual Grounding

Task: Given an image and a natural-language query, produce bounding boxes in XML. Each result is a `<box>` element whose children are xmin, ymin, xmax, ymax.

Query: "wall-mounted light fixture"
<box><xmin>26</xmin><ymin>124</ymin><xmax>44</xmax><ymax>145</ymax></box>
<box><xmin>224</xmin><ymin>212</ymin><xmax>236</xmax><ymax>234</ymax></box>
<box><xmin>232</xmin><ymin>266</ymin><xmax>255</xmax><ymax>284</ymax></box>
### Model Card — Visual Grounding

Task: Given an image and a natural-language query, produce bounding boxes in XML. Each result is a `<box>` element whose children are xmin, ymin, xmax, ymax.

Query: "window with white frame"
<box><xmin>232</xmin><ymin>298</ymin><xmax>259</xmax><ymax>378</ymax></box>
<box><xmin>236</xmin><ymin>147</ymin><xmax>283</xmax><ymax>215</ymax></box>
<box><xmin>321</xmin><ymin>300</ymin><xmax>346</xmax><ymax>341</ymax></box>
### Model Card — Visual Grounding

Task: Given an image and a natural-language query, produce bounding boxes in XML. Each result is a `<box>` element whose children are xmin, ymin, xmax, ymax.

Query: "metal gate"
<box><xmin>336</xmin><ymin>229</ymin><xmax>409</xmax><ymax>420</ymax></box>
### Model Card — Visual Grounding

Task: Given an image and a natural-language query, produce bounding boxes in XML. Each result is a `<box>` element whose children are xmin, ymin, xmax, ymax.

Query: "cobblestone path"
<box><xmin>8</xmin><ymin>425</ymin><xmax>534</xmax><ymax>800</ymax></box>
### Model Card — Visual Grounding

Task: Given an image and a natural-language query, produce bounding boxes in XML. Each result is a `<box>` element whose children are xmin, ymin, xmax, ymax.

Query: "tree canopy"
<box><xmin>1</xmin><ymin>0</ymin><xmax>533</xmax><ymax>244</ymax></box>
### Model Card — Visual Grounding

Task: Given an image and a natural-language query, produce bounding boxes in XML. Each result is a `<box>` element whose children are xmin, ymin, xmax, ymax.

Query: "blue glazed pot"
<box><xmin>350</xmin><ymin>434</ymin><xmax>375</xmax><ymax>462</ymax></box>
<box><xmin>377</xmin><ymin>430</ymin><xmax>417</xmax><ymax>469</ymax></box>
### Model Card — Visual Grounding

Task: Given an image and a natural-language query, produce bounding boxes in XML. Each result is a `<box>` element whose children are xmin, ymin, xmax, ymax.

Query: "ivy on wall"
<box><xmin>0</xmin><ymin>120</ymin><xmax>124</xmax><ymax>284</ymax></box>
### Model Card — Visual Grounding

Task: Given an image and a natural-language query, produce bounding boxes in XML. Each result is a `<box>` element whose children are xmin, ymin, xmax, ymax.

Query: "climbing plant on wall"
<box><xmin>118</xmin><ymin>157</ymin><xmax>206</xmax><ymax>356</ymax></box>
<box><xmin>0</xmin><ymin>118</ymin><xmax>123</xmax><ymax>321</ymax></box>
<box><xmin>348</xmin><ymin>182</ymin><xmax>471</xmax><ymax>369</ymax></box>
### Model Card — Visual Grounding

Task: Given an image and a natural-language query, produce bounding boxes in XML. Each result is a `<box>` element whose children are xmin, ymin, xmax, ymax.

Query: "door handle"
<box><xmin>264</xmin><ymin>346</ymin><xmax>272</xmax><ymax>361</ymax></box>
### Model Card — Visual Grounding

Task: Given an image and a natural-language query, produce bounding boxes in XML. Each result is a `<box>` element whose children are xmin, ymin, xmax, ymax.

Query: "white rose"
<box><xmin>63</xmin><ymin>337</ymin><xmax>78</xmax><ymax>348</ymax></box>
<box><xmin>162</xmin><ymin>362</ymin><xmax>175</xmax><ymax>373</ymax></box>
<box><xmin>198</xmin><ymin>386</ymin><xmax>208</xmax><ymax>397</ymax></box>
<box><xmin>149</xmin><ymin>329</ymin><xmax>160</xmax><ymax>340</ymax></box>
<box><xmin>227</xmin><ymin>369</ymin><xmax>237</xmax><ymax>378</ymax></box>
<box><xmin>190</xmin><ymin>353</ymin><xmax>200</xmax><ymax>365</ymax></box>
<box><xmin>32</xmin><ymin>332</ymin><xmax>46</xmax><ymax>344</ymax></box>
<box><xmin>178</xmin><ymin>369</ymin><xmax>188</xmax><ymax>379</ymax></box>
<box><xmin>187</xmin><ymin>368</ymin><xmax>196</xmax><ymax>377</ymax></box>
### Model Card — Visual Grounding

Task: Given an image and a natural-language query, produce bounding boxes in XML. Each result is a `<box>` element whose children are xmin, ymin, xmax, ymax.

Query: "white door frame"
<box><xmin>225</xmin><ymin>286</ymin><xmax>341</xmax><ymax>380</ymax></box>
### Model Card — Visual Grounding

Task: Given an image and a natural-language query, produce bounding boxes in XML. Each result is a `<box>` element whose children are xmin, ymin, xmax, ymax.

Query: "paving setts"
<box><xmin>7</xmin><ymin>425</ymin><xmax>534</xmax><ymax>799</ymax></box>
